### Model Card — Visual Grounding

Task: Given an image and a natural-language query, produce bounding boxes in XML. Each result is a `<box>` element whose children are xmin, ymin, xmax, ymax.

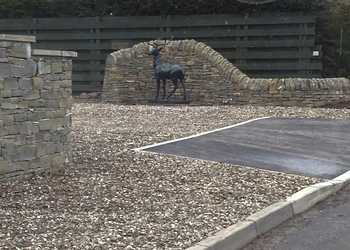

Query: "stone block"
<box><xmin>33</xmin><ymin>77</ymin><xmax>44</xmax><ymax>89</ymax></box>
<box><xmin>63</xmin><ymin>61</ymin><xmax>72</xmax><ymax>71</ymax></box>
<box><xmin>0</xmin><ymin>63</ymin><xmax>11</xmax><ymax>78</ymax></box>
<box><xmin>16</xmin><ymin>145</ymin><xmax>37</xmax><ymax>161</ymax></box>
<box><xmin>14</xmin><ymin>113</ymin><xmax>26</xmax><ymax>122</ymax></box>
<box><xmin>0</xmin><ymin>48</ymin><xmax>8</xmax><ymax>62</ymax></box>
<box><xmin>4</xmin><ymin>78</ymin><xmax>18</xmax><ymax>90</ymax></box>
<box><xmin>3</xmin><ymin>143</ymin><xmax>36</xmax><ymax>162</ymax></box>
<box><xmin>23</xmin><ymin>91</ymin><xmax>40</xmax><ymax>100</ymax></box>
<box><xmin>19</xmin><ymin>78</ymin><xmax>33</xmax><ymax>90</ymax></box>
<box><xmin>11</xmin><ymin>59</ymin><xmax>37</xmax><ymax>77</ymax></box>
<box><xmin>37</xmin><ymin>142</ymin><xmax>57</xmax><ymax>157</ymax></box>
<box><xmin>38</xmin><ymin>119</ymin><xmax>52</xmax><ymax>131</ymax></box>
<box><xmin>0</xmin><ymin>88</ymin><xmax>11</xmax><ymax>97</ymax></box>
<box><xmin>0</xmin><ymin>160</ymin><xmax>10</xmax><ymax>174</ymax></box>
<box><xmin>29</xmin><ymin>99</ymin><xmax>45</xmax><ymax>108</ymax></box>
<box><xmin>10</xmin><ymin>89</ymin><xmax>28</xmax><ymax>97</ymax></box>
<box><xmin>0</xmin><ymin>41</ymin><xmax>12</xmax><ymax>48</ymax></box>
<box><xmin>52</xmin><ymin>62</ymin><xmax>63</xmax><ymax>73</ymax></box>
<box><xmin>20</xmin><ymin>122</ymin><xmax>38</xmax><ymax>135</ymax></box>
<box><xmin>8</xmin><ymin>43</ymin><xmax>31</xmax><ymax>59</ymax></box>
<box><xmin>39</xmin><ymin>118</ymin><xmax>65</xmax><ymax>131</ymax></box>
<box><xmin>1</xmin><ymin>102</ymin><xmax>19</xmax><ymax>109</ymax></box>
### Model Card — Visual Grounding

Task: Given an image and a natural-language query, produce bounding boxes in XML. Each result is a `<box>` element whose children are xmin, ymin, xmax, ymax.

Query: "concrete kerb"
<box><xmin>187</xmin><ymin>170</ymin><xmax>350</xmax><ymax>250</ymax></box>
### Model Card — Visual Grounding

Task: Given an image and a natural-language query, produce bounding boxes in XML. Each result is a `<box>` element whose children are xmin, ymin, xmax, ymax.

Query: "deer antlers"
<box><xmin>147</xmin><ymin>39</ymin><xmax>172</xmax><ymax>54</ymax></box>
<box><xmin>148</xmin><ymin>39</ymin><xmax>169</xmax><ymax>48</ymax></box>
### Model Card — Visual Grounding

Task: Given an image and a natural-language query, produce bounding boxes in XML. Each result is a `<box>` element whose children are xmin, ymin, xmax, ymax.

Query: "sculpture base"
<box><xmin>149</xmin><ymin>99</ymin><xmax>191</xmax><ymax>105</ymax></box>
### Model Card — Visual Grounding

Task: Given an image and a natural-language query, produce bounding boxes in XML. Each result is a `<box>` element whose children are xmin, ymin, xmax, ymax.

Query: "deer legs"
<box><xmin>167</xmin><ymin>78</ymin><xmax>187</xmax><ymax>101</ymax></box>
<box><xmin>155</xmin><ymin>79</ymin><xmax>161</xmax><ymax>101</ymax></box>
<box><xmin>180</xmin><ymin>79</ymin><xmax>187</xmax><ymax>101</ymax></box>
<box><xmin>162</xmin><ymin>80</ymin><xmax>166</xmax><ymax>100</ymax></box>
<box><xmin>155</xmin><ymin>79</ymin><xmax>167</xmax><ymax>101</ymax></box>
<box><xmin>167</xmin><ymin>79</ymin><xmax>178</xmax><ymax>100</ymax></box>
<box><xmin>155</xmin><ymin>76</ymin><xmax>186</xmax><ymax>102</ymax></box>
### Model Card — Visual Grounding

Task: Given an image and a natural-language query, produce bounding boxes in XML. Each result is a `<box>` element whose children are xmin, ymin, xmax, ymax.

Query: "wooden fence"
<box><xmin>0</xmin><ymin>14</ymin><xmax>321</xmax><ymax>92</ymax></box>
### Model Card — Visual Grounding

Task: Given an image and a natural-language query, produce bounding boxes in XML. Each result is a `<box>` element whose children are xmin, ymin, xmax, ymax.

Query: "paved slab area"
<box><xmin>244</xmin><ymin>184</ymin><xmax>350</xmax><ymax>250</ymax></box>
<box><xmin>144</xmin><ymin>118</ymin><xmax>350</xmax><ymax>179</ymax></box>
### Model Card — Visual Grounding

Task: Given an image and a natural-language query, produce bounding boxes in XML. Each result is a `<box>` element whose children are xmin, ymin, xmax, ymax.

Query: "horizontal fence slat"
<box><xmin>165</xmin><ymin>14</ymin><xmax>315</xmax><ymax>27</ymax></box>
<box><xmin>220</xmin><ymin>50</ymin><xmax>315</xmax><ymax>60</ymax></box>
<box><xmin>99</xmin><ymin>16</ymin><xmax>163</xmax><ymax>28</ymax></box>
<box><xmin>35</xmin><ymin>31</ymin><xmax>161</xmax><ymax>41</ymax></box>
<box><xmin>238</xmin><ymin>62</ymin><xmax>322</xmax><ymax>71</ymax></box>
<box><xmin>34</xmin><ymin>42</ymin><xmax>112</xmax><ymax>50</ymax></box>
<box><xmin>73</xmin><ymin>64</ymin><xmax>105</xmax><ymax>71</ymax></box>
<box><xmin>0</xmin><ymin>14</ymin><xmax>315</xmax><ymax>30</ymax></box>
<box><xmin>208</xmin><ymin>40</ymin><xmax>315</xmax><ymax>49</ymax></box>
<box><xmin>246</xmin><ymin>71</ymin><xmax>322</xmax><ymax>78</ymax></box>
<box><xmin>74</xmin><ymin>54</ymin><xmax>109</xmax><ymax>61</ymax></box>
<box><xmin>170</xmin><ymin>27</ymin><xmax>315</xmax><ymax>39</ymax></box>
<box><xmin>33</xmin><ymin>27</ymin><xmax>315</xmax><ymax>41</ymax></box>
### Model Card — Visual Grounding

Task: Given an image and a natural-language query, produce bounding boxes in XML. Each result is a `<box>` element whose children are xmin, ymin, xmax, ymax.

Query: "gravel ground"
<box><xmin>1</xmin><ymin>104</ymin><xmax>350</xmax><ymax>249</ymax></box>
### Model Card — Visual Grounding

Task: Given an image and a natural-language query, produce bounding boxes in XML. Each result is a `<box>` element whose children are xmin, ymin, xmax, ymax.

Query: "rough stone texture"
<box><xmin>102</xmin><ymin>40</ymin><xmax>350</xmax><ymax>107</ymax></box>
<box><xmin>0</xmin><ymin>35</ymin><xmax>75</xmax><ymax>180</ymax></box>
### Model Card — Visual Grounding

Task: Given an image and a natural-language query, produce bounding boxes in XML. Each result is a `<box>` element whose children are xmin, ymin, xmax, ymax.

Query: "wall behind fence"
<box><xmin>0</xmin><ymin>14</ymin><xmax>321</xmax><ymax>93</ymax></box>
<box><xmin>0</xmin><ymin>34</ymin><xmax>76</xmax><ymax>180</ymax></box>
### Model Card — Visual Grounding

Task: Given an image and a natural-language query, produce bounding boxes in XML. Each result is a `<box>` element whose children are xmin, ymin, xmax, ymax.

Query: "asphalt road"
<box><xmin>244</xmin><ymin>184</ymin><xmax>350</xmax><ymax>250</ymax></box>
<box><xmin>145</xmin><ymin>118</ymin><xmax>350</xmax><ymax>179</ymax></box>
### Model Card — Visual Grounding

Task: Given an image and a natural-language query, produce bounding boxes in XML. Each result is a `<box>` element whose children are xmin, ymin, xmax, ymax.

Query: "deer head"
<box><xmin>148</xmin><ymin>40</ymin><xmax>169</xmax><ymax>56</ymax></box>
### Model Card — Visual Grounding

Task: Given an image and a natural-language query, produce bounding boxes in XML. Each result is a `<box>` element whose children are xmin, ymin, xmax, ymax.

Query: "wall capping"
<box><xmin>33</xmin><ymin>49</ymin><xmax>78</xmax><ymax>58</ymax></box>
<box><xmin>0</xmin><ymin>34</ymin><xmax>36</xmax><ymax>43</ymax></box>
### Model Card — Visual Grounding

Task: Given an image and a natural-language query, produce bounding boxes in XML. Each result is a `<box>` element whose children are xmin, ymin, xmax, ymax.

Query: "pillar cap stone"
<box><xmin>0</xmin><ymin>34</ymin><xmax>36</xmax><ymax>43</ymax></box>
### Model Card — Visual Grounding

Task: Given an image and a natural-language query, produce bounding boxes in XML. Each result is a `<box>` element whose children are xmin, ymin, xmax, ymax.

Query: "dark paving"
<box><xmin>145</xmin><ymin>118</ymin><xmax>350</xmax><ymax>179</ymax></box>
<box><xmin>244</xmin><ymin>184</ymin><xmax>350</xmax><ymax>250</ymax></box>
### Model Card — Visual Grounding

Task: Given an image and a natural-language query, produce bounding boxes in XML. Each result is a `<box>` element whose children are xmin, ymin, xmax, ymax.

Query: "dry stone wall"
<box><xmin>102</xmin><ymin>39</ymin><xmax>350</xmax><ymax>107</ymax></box>
<box><xmin>0</xmin><ymin>35</ymin><xmax>76</xmax><ymax>180</ymax></box>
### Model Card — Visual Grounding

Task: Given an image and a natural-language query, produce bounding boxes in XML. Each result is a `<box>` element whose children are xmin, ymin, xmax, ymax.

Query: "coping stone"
<box><xmin>33</xmin><ymin>49</ymin><xmax>78</xmax><ymax>58</ymax></box>
<box><xmin>0</xmin><ymin>34</ymin><xmax>36</xmax><ymax>43</ymax></box>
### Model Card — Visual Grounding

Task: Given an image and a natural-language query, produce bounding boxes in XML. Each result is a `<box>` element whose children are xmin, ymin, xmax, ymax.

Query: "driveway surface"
<box><xmin>244</xmin><ymin>184</ymin><xmax>350</xmax><ymax>250</ymax></box>
<box><xmin>144</xmin><ymin>118</ymin><xmax>350</xmax><ymax>179</ymax></box>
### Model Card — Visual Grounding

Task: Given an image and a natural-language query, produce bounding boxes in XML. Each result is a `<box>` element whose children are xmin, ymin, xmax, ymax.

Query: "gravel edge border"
<box><xmin>186</xmin><ymin>170</ymin><xmax>350</xmax><ymax>250</ymax></box>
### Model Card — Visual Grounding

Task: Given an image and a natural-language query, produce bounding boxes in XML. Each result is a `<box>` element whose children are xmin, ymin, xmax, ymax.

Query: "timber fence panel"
<box><xmin>0</xmin><ymin>14</ymin><xmax>320</xmax><ymax>92</ymax></box>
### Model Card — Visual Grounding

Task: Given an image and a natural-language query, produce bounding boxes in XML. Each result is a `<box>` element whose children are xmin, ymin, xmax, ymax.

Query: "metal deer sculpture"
<box><xmin>148</xmin><ymin>41</ymin><xmax>187</xmax><ymax>101</ymax></box>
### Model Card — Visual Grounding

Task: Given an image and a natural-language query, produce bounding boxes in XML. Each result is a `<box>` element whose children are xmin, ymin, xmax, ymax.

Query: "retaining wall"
<box><xmin>102</xmin><ymin>39</ymin><xmax>350</xmax><ymax>107</ymax></box>
<box><xmin>0</xmin><ymin>34</ymin><xmax>76</xmax><ymax>180</ymax></box>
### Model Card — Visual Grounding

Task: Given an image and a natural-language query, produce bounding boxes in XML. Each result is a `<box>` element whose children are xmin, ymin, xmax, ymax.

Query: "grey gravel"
<box><xmin>1</xmin><ymin>103</ymin><xmax>350</xmax><ymax>249</ymax></box>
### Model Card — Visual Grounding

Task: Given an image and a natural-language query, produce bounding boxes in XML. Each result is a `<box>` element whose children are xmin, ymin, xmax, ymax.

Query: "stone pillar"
<box><xmin>0</xmin><ymin>34</ymin><xmax>77</xmax><ymax>180</ymax></box>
